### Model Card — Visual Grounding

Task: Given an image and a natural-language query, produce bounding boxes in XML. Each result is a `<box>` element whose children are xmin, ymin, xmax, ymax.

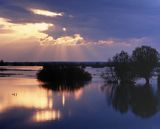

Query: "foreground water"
<box><xmin>0</xmin><ymin>66</ymin><xmax>160</xmax><ymax>129</ymax></box>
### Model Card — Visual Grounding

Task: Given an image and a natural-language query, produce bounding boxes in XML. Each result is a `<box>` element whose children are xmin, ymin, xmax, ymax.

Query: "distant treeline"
<box><xmin>0</xmin><ymin>61</ymin><xmax>109</xmax><ymax>68</ymax></box>
<box><xmin>2</xmin><ymin>61</ymin><xmax>160</xmax><ymax>67</ymax></box>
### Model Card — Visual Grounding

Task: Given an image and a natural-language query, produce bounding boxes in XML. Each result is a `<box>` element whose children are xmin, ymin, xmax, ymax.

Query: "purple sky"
<box><xmin>0</xmin><ymin>0</ymin><xmax>160</xmax><ymax>61</ymax></box>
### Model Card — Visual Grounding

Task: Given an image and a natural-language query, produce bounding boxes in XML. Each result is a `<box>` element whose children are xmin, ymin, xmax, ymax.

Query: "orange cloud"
<box><xmin>0</xmin><ymin>17</ymin><xmax>85</xmax><ymax>46</ymax></box>
<box><xmin>0</xmin><ymin>17</ymin><xmax>149</xmax><ymax>47</ymax></box>
<box><xmin>0</xmin><ymin>17</ymin><xmax>54</xmax><ymax>43</ymax></box>
<box><xmin>53</xmin><ymin>34</ymin><xmax>84</xmax><ymax>45</ymax></box>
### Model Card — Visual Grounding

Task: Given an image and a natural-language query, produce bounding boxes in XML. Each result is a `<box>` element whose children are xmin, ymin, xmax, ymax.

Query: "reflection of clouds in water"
<box><xmin>0</xmin><ymin>77</ymin><xmax>84</xmax><ymax>122</ymax></box>
<box><xmin>0</xmin><ymin>78</ymin><xmax>50</xmax><ymax>111</ymax></box>
<box><xmin>33</xmin><ymin>110</ymin><xmax>61</xmax><ymax>122</ymax></box>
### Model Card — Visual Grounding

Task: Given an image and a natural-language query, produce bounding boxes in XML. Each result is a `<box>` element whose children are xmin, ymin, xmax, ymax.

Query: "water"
<box><xmin>0</xmin><ymin>66</ymin><xmax>160</xmax><ymax>129</ymax></box>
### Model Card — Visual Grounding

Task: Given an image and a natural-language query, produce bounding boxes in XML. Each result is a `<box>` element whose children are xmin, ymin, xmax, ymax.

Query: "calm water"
<box><xmin>0</xmin><ymin>66</ymin><xmax>160</xmax><ymax>129</ymax></box>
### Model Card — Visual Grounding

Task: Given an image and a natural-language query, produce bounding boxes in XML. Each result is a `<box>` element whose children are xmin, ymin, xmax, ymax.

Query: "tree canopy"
<box><xmin>132</xmin><ymin>46</ymin><xmax>159</xmax><ymax>83</ymax></box>
<box><xmin>109</xmin><ymin>46</ymin><xmax>159</xmax><ymax>84</ymax></box>
<box><xmin>112</xmin><ymin>51</ymin><xmax>133</xmax><ymax>83</ymax></box>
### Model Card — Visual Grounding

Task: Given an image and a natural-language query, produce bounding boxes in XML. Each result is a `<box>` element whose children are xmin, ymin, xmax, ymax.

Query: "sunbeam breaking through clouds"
<box><xmin>0</xmin><ymin>0</ymin><xmax>159</xmax><ymax>61</ymax></box>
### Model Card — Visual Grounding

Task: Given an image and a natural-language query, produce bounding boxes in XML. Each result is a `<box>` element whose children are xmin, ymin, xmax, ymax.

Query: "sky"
<box><xmin>0</xmin><ymin>0</ymin><xmax>160</xmax><ymax>61</ymax></box>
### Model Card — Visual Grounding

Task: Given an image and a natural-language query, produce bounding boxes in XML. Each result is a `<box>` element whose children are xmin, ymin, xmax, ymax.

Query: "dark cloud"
<box><xmin>1</xmin><ymin>0</ymin><xmax>160</xmax><ymax>61</ymax></box>
<box><xmin>0</xmin><ymin>0</ymin><xmax>160</xmax><ymax>40</ymax></box>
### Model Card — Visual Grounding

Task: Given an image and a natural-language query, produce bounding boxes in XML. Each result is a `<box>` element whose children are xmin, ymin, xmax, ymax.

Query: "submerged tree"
<box><xmin>132</xmin><ymin>46</ymin><xmax>159</xmax><ymax>84</ymax></box>
<box><xmin>106</xmin><ymin>46</ymin><xmax>159</xmax><ymax>84</ymax></box>
<box><xmin>111</xmin><ymin>51</ymin><xmax>134</xmax><ymax>83</ymax></box>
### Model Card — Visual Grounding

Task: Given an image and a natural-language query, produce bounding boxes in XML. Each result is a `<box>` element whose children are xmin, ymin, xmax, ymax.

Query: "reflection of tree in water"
<box><xmin>109</xmin><ymin>84</ymin><xmax>130</xmax><ymax>114</ymax></box>
<box><xmin>37</xmin><ymin>65</ymin><xmax>92</xmax><ymax>92</ymax></box>
<box><xmin>102</xmin><ymin>83</ymin><xmax>158</xmax><ymax>118</ymax></box>
<box><xmin>130</xmin><ymin>84</ymin><xmax>157</xmax><ymax>118</ymax></box>
<box><xmin>39</xmin><ymin>81</ymin><xmax>89</xmax><ymax>92</ymax></box>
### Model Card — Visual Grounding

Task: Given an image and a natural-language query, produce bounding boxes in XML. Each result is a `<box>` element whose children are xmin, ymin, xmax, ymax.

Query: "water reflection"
<box><xmin>39</xmin><ymin>81</ymin><xmax>87</xmax><ymax>92</ymax></box>
<box><xmin>0</xmin><ymin>75</ymin><xmax>86</xmax><ymax>124</ymax></box>
<box><xmin>0</xmin><ymin>78</ymin><xmax>59</xmax><ymax>122</ymax></box>
<box><xmin>102</xmin><ymin>82</ymin><xmax>159</xmax><ymax>118</ymax></box>
<box><xmin>2</xmin><ymin>67</ymin><xmax>160</xmax><ymax>129</ymax></box>
<box><xmin>33</xmin><ymin>110</ymin><xmax>61</xmax><ymax>122</ymax></box>
<box><xmin>37</xmin><ymin>76</ymin><xmax>87</xmax><ymax>111</ymax></box>
<box><xmin>0</xmin><ymin>78</ymin><xmax>50</xmax><ymax>112</ymax></box>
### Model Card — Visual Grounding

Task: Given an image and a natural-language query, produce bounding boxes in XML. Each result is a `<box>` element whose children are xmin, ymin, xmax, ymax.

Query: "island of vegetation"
<box><xmin>37</xmin><ymin>65</ymin><xmax>92</xmax><ymax>91</ymax></box>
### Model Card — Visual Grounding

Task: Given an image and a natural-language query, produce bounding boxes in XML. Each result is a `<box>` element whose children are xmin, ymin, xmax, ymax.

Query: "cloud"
<box><xmin>0</xmin><ymin>17</ymin><xmax>85</xmax><ymax>46</ymax></box>
<box><xmin>0</xmin><ymin>17</ymin><xmax>54</xmax><ymax>43</ymax></box>
<box><xmin>30</xmin><ymin>8</ymin><xmax>64</xmax><ymax>17</ymax></box>
<box><xmin>66</xmin><ymin>37</ymin><xmax>150</xmax><ymax>47</ymax></box>
<box><xmin>40</xmin><ymin>34</ymin><xmax>84</xmax><ymax>45</ymax></box>
<box><xmin>94</xmin><ymin>37</ymin><xmax>150</xmax><ymax>47</ymax></box>
<box><xmin>0</xmin><ymin>16</ymin><xmax>154</xmax><ymax>62</ymax></box>
<box><xmin>53</xmin><ymin>34</ymin><xmax>84</xmax><ymax>45</ymax></box>
<box><xmin>0</xmin><ymin>17</ymin><xmax>151</xmax><ymax>47</ymax></box>
<box><xmin>0</xmin><ymin>0</ymin><xmax>160</xmax><ymax>41</ymax></box>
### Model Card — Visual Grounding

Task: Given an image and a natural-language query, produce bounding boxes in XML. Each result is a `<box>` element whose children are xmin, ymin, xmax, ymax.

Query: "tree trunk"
<box><xmin>145</xmin><ymin>77</ymin><xmax>150</xmax><ymax>84</ymax></box>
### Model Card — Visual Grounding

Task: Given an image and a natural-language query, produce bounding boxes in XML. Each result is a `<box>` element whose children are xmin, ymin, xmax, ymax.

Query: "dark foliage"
<box><xmin>106</xmin><ymin>46</ymin><xmax>159</xmax><ymax>84</ymax></box>
<box><xmin>37</xmin><ymin>65</ymin><xmax>92</xmax><ymax>91</ymax></box>
<box><xmin>110</xmin><ymin>51</ymin><xmax>134</xmax><ymax>83</ymax></box>
<box><xmin>132</xmin><ymin>46</ymin><xmax>159</xmax><ymax>83</ymax></box>
<box><xmin>0</xmin><ymin>60</ymin><xmax>5</xmax><ymax>66</ymax></box>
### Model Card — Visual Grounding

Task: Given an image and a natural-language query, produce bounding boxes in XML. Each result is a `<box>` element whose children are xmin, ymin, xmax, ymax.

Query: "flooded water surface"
<box><xmin>0</xmin><ymin>66</ymin><xmax>160</xmax><ymax>129</ymax></box>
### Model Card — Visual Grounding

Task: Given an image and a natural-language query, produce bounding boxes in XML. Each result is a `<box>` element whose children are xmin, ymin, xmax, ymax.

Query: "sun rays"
<box><xmin>0</xmin><ymin>7</ymin><xmax>144</xmax><ymax>61</ymax></box>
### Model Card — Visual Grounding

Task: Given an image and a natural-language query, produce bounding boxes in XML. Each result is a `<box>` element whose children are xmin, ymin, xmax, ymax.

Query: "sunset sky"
<box><xmin>0</xmin><ymin>0</ymin><xmax>160</xmax><ymax>61</ymax></box>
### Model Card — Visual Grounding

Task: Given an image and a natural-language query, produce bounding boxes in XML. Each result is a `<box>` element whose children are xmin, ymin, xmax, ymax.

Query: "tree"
<box><xmin>112</xmin><ymin>51</ymin><xmax>133</xmax><ymax>83</ymax></box>
<box><xmin>37</xmin><ymin>65</ymin><xmax>92</xmax><ymax>91</ymax></box>
<box><xmin>132</xmin><ymin>46</ymin><xmax>159</xmax><ymax>84</ymax></box>
<box><xmin>0</xmin><ymin>60</ymin><xmax>4</xmax><ymax>66</ymax></box>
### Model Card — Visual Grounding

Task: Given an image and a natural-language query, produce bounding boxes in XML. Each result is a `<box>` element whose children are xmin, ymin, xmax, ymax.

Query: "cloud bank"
<box><xmin>0</xmin><ymin>0</ymin><xmax>159</xmax><ymax>61</ymax></box>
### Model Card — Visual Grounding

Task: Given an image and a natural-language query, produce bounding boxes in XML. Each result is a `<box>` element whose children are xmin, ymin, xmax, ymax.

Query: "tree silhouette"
<box><xmin>132</xmin><ymin>46</ymin><xmax>159</xmax><ymax>84</ymax></box>
<box><xmin>0</xmin><ymin>60</ymin><xmax>4</xmax><ymax>66</ymax></box>
<box><xmin>37</xmin><ymin>65</ymin><xmax>92</xmax><ymax>91</ymax></box>
<box><xmin>111</xmin><ymin>51</ymin><xmax>134</xmax><ymax>83</ymax></box>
